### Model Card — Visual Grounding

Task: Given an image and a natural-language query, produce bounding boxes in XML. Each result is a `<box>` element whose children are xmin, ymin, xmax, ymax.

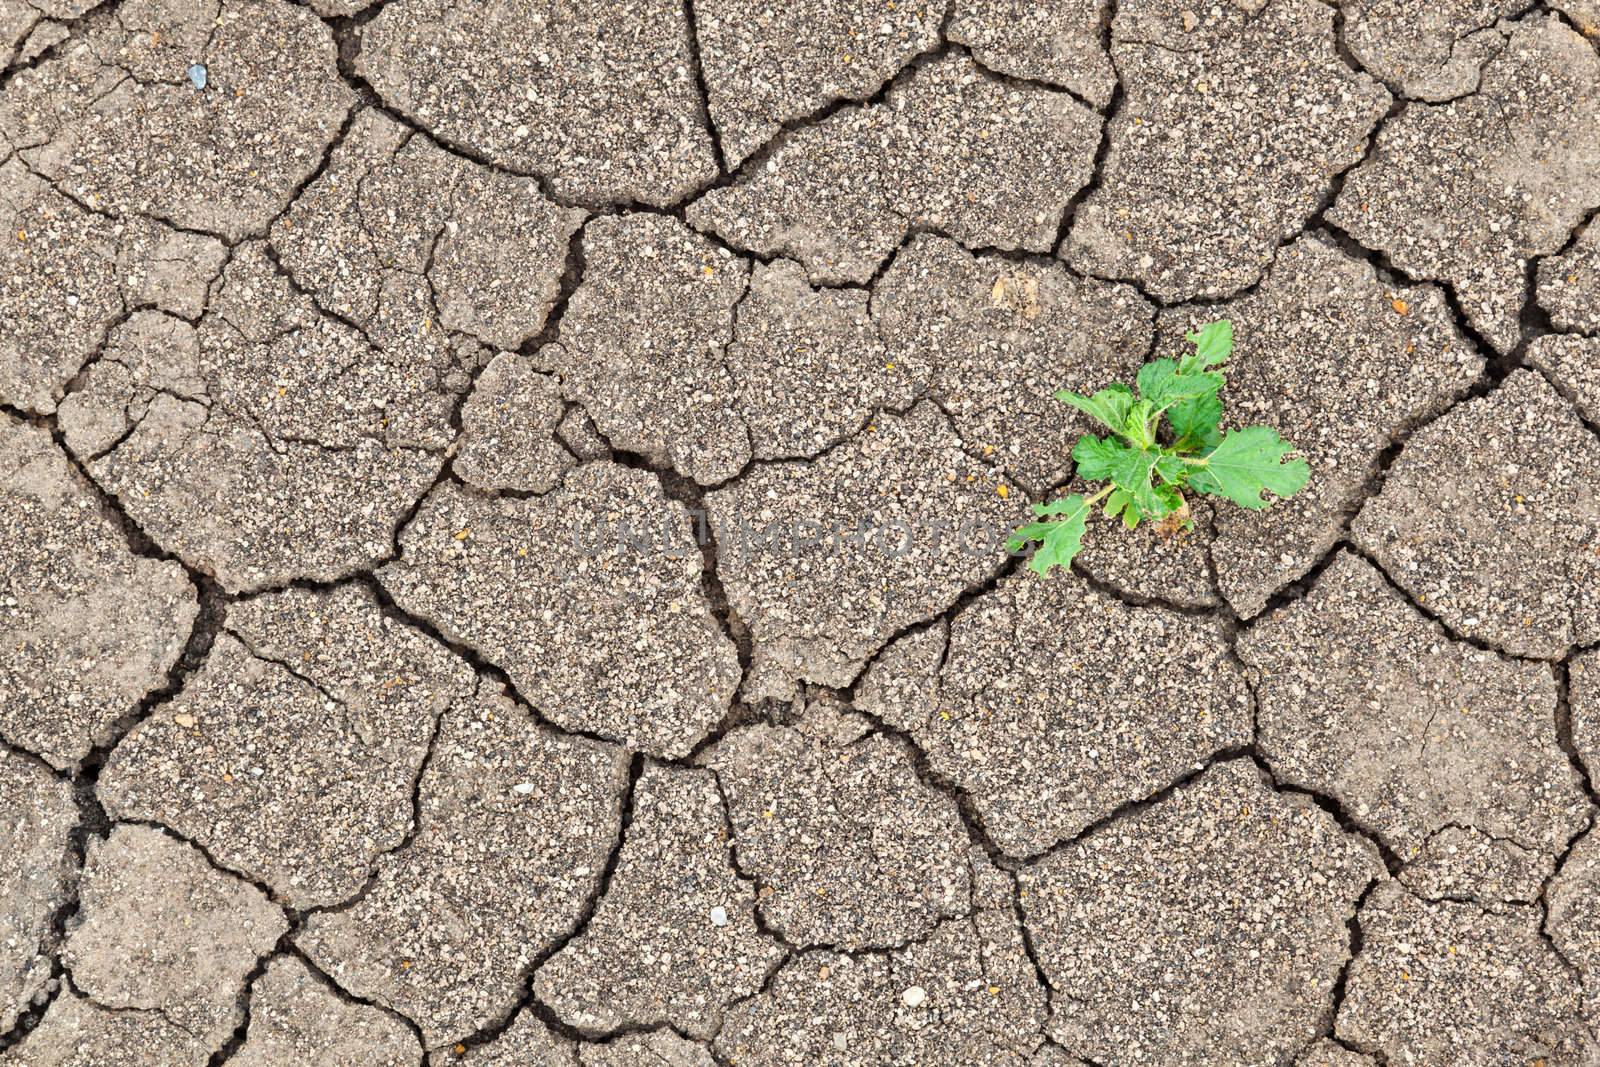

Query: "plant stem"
<box><xmin>1081</xmin><ymin>485</ymin><xmax>1114</xmax><ymax>509</ymax></box>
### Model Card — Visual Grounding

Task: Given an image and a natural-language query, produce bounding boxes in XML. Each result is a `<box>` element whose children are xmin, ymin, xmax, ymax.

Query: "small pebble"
<box><xmin>709</xmin><ymin>905</ymin><xmax>728</xmax><ymax>927</ymax></box>
<box><xmin>187</xmin><ymin>63</ymin><xmax>207</xmax><ymax>90</ymax></box>
<box><xmin>902</xmin><ymin>984</ymin><xmax>926</xmax><ymax>1008</ymax></box>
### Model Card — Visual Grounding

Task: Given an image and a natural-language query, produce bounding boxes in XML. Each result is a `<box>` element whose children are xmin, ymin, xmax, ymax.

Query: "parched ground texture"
<box><xmin>1</xmin><ymin>0</ymin><xmax>1599</xmax><ymax>1063</ymax></box>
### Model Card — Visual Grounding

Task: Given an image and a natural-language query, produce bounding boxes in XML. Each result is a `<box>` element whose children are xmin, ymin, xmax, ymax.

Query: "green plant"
<box><xmin>1008</xmin><ymin>320</ymin><xmax>1309</xmax><ymax>575</ymax></box>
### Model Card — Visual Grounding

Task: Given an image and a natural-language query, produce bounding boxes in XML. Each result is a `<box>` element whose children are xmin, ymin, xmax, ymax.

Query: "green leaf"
<box><xmin>1071</xmin><ymin>435</ymin><xmax>1181</xmax><ymax>522</ymax></box>
<box><xmin>1188</xmin><ymin>426</ymin><xmax>1311</xmax><ymax>510</ymax></box>
<box><xmin>1098</xmin><ymin>443</ymin><xmax>1173</xmax><ymax>521</ymax></box>
<box><xmin>1055</xmin><ymin>385</ymin><xmax>1134</xmax><ymax>436</ymax></box>
<box><xmin>1070</xmin><ymin>435</ymin><xmax>1131</xmax><ymax>481</ymax></box>
<box><xmin>1153</xmin><ymin>453</ymin><xmax>1189</xmax><ymax>486</ymax></box>
<box><xmin>1031</xmin><ymin>497</ymin><xmax>1082</xmax><ymax>518</ymax></box>
<box><xmin>1024</xmin><ymin>319</ymin><xmax>1305</xmax><ymax>582</ymax></box>
<box><xmin>1136</xmin><ymin>359</ymin><xmax>1223</xmax><ymax>411</ymax></box>
<box><xmin>1154</xmin><ymin>482</ymin><xmax>1185</xmax><ymax>514</ymax></box>
<box><xmin>1008</xmin><ymin>494</ymin><xmax>1092</xmax><ymax>575</ymax></box>
<box><xmin>1168</xmin><ymin>393</ymin><xmax>1223</xmax><ymax>452</ymax></box>
<box><xmin>1183</xmin><ymin>319</ymin><xmax>1233</xmax><ymax>370</ymax></box>
<box><xmin>1121</xmin><ymin>399</ymin><xmax>1158</xmax><ymax>447</ymax></box>
<box><xmin>1113</xmin><ymin>452</ymin><xmax>1164</xmax><ymax>517</ymax></box>
<box><xmin>1067</xmin><ymin>431</ymin><xmax>1168</xmax><ymax>518</ymax></box>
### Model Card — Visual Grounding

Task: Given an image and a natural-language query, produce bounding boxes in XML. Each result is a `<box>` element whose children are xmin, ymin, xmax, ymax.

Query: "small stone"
<box><xmin>902</xmin><ymin>985</ymin><xmax>927</xmax><ymax>1008</ymax></box>
<box><xmin>709</xmin><ymin>905</ymin><xmax>728</xmax><ymax>927</ymax></box>
<box><xmin>186</xmin><ymin>62</ymin><xmax>206</xmax><ymax>89</ymax></box>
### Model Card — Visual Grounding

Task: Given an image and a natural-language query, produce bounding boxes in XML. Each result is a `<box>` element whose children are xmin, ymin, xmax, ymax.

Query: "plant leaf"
<box><xmin>1153</xmin><ymin>452</ymin><xmax>1190</xmax><ymax>486</ymax></box>
<box><xmin>1069</xmin><ymin>434</ymin><xmax>1172</xmax><ymax>519</ymax></box>
<box><xmin>1008</xmin><ymin>494</ymin><xmax>1092</xmax><ymax>575</ymax></box>
<box><xmin>1183</xmin><ymin>319</ymin><xmax>1233</xmax><ymax>370</ymax></box>
<box><xmin>1136</xmin><ymin>359</ymin><xmax>1223</xmax><ymax>410</ymax></box>
<box><xmin>1154</xmin><ymin>482</ymin><xmax>1185</xmax><ymax>514</ymax></box>
<box><xmin>1121</xmin><ymin>399</ymin><xmax>1158</xmax><ymax>447</ymax></box>
<box><xmin>1188</xmin><ymin>425</ymin><xmax>1310</xmax><ymax>509</ymax></box>
<box><xmin>1115</xmin><ymin>455</ymin><xmax>1167</xmax><ymax>518</ymax></box>
<box><xmin>1032</xmin><ymin>497</ymin><xmax>1081</xmax><ymax>518</ymax></box>
<box><xmin>1055</xmin><ymin>385</ymin><xmax>1134</xmax><ymax>436</ymax></box>
<box><xmin>1168</xmin><ymin>392</ymin><xmax>1223</xmax><ymax>452</ymax></box>
<box><xmin>1102</xmin><ymin>443</ymin><xmax>1173</xmax><ymax>520</ymax></box>
<box><xmin>1070</xmin><ymin>435</ymin><xmax>1131</xmax><ymax>481</ymax></box>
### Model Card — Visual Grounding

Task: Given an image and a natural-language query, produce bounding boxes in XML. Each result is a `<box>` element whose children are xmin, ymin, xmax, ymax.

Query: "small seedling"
<box><xmin>1008</xmin><ymin>320</ymin><xmax>1309</xmax><ymax>575</ymax></box>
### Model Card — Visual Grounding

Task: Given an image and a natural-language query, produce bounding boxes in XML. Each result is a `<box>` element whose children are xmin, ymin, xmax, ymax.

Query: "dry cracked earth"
<box><xmin>1</xmin><ymin>0</ymin><xmax>1599</xmax><ymax>1064</ymax></box>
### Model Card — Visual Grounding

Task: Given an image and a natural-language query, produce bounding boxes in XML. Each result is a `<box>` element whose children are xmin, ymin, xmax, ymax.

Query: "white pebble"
<box><xmin>902</xmin><ymin>985</ymin><xmax>926</xmax><ymax>1008</ymax></box>
<box><xmin>709</xmin><ymin>905</ymin><xmax>728</xmax><ymax>927</ymax></box>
